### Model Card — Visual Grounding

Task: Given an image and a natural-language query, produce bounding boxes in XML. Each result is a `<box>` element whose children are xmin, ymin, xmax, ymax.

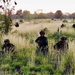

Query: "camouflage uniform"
<box><xmin>54</xmin><ymin>41</ymin><xmax>68</xmax><ymax>52</ymax></box>
<box><xmin>2</xmin><ymin>43</ymin><xmax>15</xmax><ymax>53</ymax></box>
<box><xmin>54</xmin><ymin>36</ymin><xmax>69</xmax><ymax>53</ymax></box>
<box><xmin>2</xmin><ymin>39</ymin><xmax>15</xmax><ymax>54</ymax></box>
<box><xmin>35</xmin><ymin>34</ymin><xmax>48</xmax><ymax>55</ymax></box>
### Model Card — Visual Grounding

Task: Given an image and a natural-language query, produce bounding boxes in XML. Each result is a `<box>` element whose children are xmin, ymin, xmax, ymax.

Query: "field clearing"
<box><xmin>3</xmin><ymin>19</ymin><xmax>75</xmax><ymax>55</ymax></box>
<box><xmin>12</xmin><ymin>20</ymin><xmax>74</xmax><ymax>33</ymax></box>
<box><xmin>1</xmin><ymin>19</ymin><xmax>74</xmax><ymax>59</ymax></box>
<box><xmin>13</xmin><ymin>21</ymin><xmax>62</xmax><ymax>32</ymax></box>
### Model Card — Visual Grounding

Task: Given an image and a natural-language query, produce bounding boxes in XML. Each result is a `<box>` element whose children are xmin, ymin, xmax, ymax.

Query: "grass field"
<box><xmin>0</xmin><ymin>19</ymin><xmax>75</xmax><ymax>75</ymax></box>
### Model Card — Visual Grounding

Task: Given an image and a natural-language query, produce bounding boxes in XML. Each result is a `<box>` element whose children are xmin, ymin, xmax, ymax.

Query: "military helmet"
<box><xmin>60</xmin><ymin>35</ymin><xmax>67</xmax><ymax>40</ymax></box>
<box><xmin>4</xmin><ymin>39</ymin><xmax>10</xmax><ymax>42</ymax></box>
<box><xmin>39</xmin><ymin>30</ymin><xmax>45</xmax><ymax>35</ymax></box>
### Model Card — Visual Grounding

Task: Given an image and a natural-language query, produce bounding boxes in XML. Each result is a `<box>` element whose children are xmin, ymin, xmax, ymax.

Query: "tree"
<box><xmin>16</xmin><ymin>9</ymin><xmax>22</xmax><ymax>15</ymax></box>
<box><xmin>16</xmin><ymin>9</ymin><xmax>23</xmax><ymax>19</ymax></box>
<box><xmin>34</xmin><ymin>13</ymin><xmax>47</xmax><ymax>19</ymax></box>
<box><xmin>71</xmin><ymin>13</ymin><xmax>75</xmax><ymax>20</ymax></box>
<box><xmin>23</xmin><ymin>10</ymin><xmax>33</xmax><ymax>20</ymax></box>
<box><xmin>55</xmin><ymin>10</ymin><xmax>63</xmax><ymax>19</ymax></box>
<box><xmin>47</xmin><ymin>12</ymin><xmax>55</xmax><ymax>19</ymax></box>
<box><xmin>33</xmin><ymin>10</ymin><xmax>47</xmax><ymax>19</ymax></box>
<box><xmin>0</xmin><ymin>14</ymin><xmax>4</xmax><ymax>21</ymax></box>
<box><xmin>0</xmin><ymin>0</ymin><xmax>17</xmax><ymax>34</ymax></box>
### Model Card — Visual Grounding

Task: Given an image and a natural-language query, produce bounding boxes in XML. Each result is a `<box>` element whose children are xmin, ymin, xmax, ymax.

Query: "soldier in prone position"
<box><xmin>35</xmin><ymin>30</ymin><xmax>48</xmax><ymax>55</ymax></box>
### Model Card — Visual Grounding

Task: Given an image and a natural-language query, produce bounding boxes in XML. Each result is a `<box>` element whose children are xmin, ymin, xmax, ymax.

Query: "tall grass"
<box><xmin>0</xmin><ymin>19</ymin><xmax>75</xmax><ymax>75</ymax></box>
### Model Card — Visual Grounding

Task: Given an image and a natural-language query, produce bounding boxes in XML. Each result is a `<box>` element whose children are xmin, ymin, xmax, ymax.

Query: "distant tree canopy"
<box><xmin>1</xmin><ymin>8</ymin><xmax>75</xmax><ymax>20</ymax></box>
<box><xmin>16</xmin><ymin>9</ymin><xmax>23</xmax><ymax>18</ymax></box>
<box><xmin>55</xmin><ymin>10</ymin><xmax>63</xmax><ymax>19</ymax></box>
<box><xmin>22</xmin><ymin>10</ymin><xmax>33</xmax><ymax>20</ymax></box>
<box><xmin>34</xmin><ymin>12</ymin><xmax>47</xmax><ymax>19</ymax></box>
<box><xmin>71</xmin><ymin>13</ymin><xmax>75</xmax><ymax>20</ymax></box>
<box><xmin>47</xmin><ymin>12</ymin><xmax>55</xmax><ymax>19</ymax></box>
<box><xmin>12</xmin><ymin>9</ymin><xmax>75</xmax><ymax>20</ymax></box>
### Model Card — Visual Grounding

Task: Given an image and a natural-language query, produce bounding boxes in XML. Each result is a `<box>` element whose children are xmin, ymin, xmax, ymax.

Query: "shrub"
<box><xmin>0</xmin><ymin>15</ymin><xmax>12</xmax><ymax>34</ymax></box>
<box><xmin>19</xmin><ymin>19</ymin><xmax>23</xmax><ymax>23</ymax></box>
<box><xmin>63</xmin><ymin>19</ymin><xmax>68</xmax><ymax>23</ymax></box>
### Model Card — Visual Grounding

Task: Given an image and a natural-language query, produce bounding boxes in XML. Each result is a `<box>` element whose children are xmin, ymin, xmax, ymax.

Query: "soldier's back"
<box><xmin>54</xmin><ymin>41</ymin><xmax>68</xmax><ymax>52</ymax></box>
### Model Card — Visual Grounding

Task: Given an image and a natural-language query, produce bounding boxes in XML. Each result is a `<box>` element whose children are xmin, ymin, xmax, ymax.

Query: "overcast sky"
<box><xmin>1</xmin><ymin>0</ymin><xmax>75</xmax><ymax>13</ymax></box>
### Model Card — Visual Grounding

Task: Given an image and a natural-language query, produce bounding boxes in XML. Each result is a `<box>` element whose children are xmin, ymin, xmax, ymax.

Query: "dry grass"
<box><xmin>12</xmin><ymin>21</ymin><xmax>62</xmax><ymax>33</ymax></box>
<box><xmin>2</xmin><ymin>20</ymin><xmax>75</xmax><ymax>56</ymax></box>
<box><xmin>69</xmin><ymin>41</ymin><xmax>75</xmax><ymax>57</ymax></box>
<box><xmin>2</xmin><ymin>34</ymin><xmax>30</xmax><ymax>49</ymax></box>
<box><xmin>1</xmin><ymin>19</ymin><xmax>75</xmax><ymax>75</ymax></box>
<box><xmin>12</xmin><ymin>20</ymin><xmax>74</xmax><ymax>33</ymax></box>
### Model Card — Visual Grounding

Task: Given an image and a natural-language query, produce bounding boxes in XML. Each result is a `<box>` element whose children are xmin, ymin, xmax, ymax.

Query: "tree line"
<box><xmin>0</xmin><ymin>10</ymin><xmax>75</xmax><ymax>20</ymax></box>
<box><xmin>12</xmin><ymin>10</ymin><xmax>75</xmax><ymax>20</ymax></box>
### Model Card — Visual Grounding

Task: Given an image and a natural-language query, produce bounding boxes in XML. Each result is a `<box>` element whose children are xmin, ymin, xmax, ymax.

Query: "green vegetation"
<box><xmin>0</xmin><ymin>19</ymin><xmax>75</xmax><ymax>75</ymax></box>
<box><xmin>19</xmin><ymin>19</ymin><xmax>24</xmax><ymax>23</ymax></box>
<box><xmin>0</xmin><ymin>15</ymin><xmax>12</xmax><ymax>34</ymax></box>
<box><xmin>63</xmin><ymin>19</ymin><xmax>68</xmax><ymax>23</ymax></box>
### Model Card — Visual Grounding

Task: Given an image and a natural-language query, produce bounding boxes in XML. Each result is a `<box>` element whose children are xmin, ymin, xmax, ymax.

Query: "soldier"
<box><xmin>2</xmin><ymin>39</ymin><xmax>15</xmax><ymax>54</ymax></box>
<box><xmin>54</xmin><ymin>35</ymin><xmax>69</xmax><ymax>52</ymax></box>
<box><xmin>35</xmin><ymin>30</ymin><xmax>48</xmax><ymax>55</ymax></box>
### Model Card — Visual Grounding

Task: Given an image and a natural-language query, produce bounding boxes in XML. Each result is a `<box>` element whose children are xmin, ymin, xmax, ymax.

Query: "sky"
<box><xmin>15</xmin><ymin>0</ymin><xmax>75</xmax><ymax>14</ymax></box>
<box><xmin>1</xmin><ymin>0</ymin><xmax>75</xmax><ymax>14</ymax></box>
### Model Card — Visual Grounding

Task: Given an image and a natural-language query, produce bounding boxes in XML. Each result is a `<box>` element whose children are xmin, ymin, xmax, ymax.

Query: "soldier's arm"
<box><xmin>11</xmin><ymin>44</ymin><xmax>15</xmax><ymax>49</ymax></box>
<box><xmin>67</xmin><ymin>43</ymin><xmax>69</xmax><ymax>49</ymax></box>
<box><xmin>54</xmin><ymin>42</ymin><xmax>59</xmax><ymax>49</ymax></box>
<box><xmin>45</xmin><ymin>37</ymin><xmax>48</xmax><ymax>46</ymax></box>
<box><xmin>2</xmin><ymin>44</ymin><xmax>5</xmax><ymax>50</ymax></box>
<box><xmin>1</xmin><ymin>44</ymin><xmax>6</xmax><ymax>53</ymax></box>
<box><xmin>10</xmin><ymin>44</ymin><xmax>15</xmax><ymax>52</ymax></box>
<box><xmin>54</xmin><ymin>44</ymin><xmax>56</xmax><ymax>49</ymax></box>
<box><xmin>35</xmin><ymin>37</ymin><xmax>39</xmax><ymax>43</ymax></box>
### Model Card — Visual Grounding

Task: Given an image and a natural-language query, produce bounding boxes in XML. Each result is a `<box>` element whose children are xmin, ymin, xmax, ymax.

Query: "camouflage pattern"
<box><xmin>2</xmin><ymin>43</ymin><xmax>15</xmax><ymax>53</ymax></box>
<box><xmin>54</xmin><ymin>41</ymin><xmax>69</xmax><ymax>52</ymax></box>
<box><xmin>35</xmin><ymin>36</ymin><xmax>48</xmax><ymax>55</ymax></box>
